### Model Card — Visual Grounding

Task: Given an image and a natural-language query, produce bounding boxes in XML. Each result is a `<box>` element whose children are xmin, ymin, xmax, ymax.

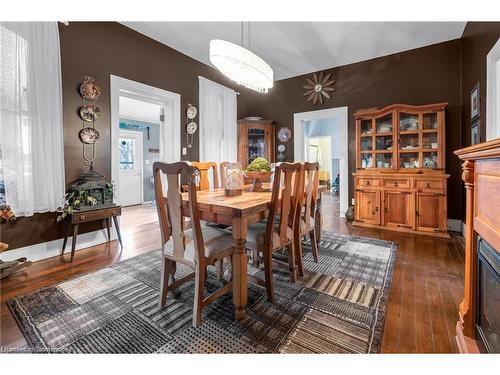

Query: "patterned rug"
<box><xmin>7</xmin><ymin>232</ymin><xmax>397</xmax><ymax>353</ymax></box>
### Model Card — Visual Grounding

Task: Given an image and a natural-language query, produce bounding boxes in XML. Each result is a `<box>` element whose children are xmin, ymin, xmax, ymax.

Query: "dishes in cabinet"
<box><xmin>400</xmin><ymin>117</ymin><xmax>419</xmax><ymax>131</ymax></box>
<box><xmin>376</xmin><ymin>122</ymin><xmax>392</xmax><ymax>133</ymax></box>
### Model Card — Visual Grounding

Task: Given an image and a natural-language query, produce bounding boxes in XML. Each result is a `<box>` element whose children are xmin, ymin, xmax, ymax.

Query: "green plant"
<box><xmin>56</xmin><ymin>191</ymin><xmax>95</xmax><ymax>222</ymax></box>
<box><xmin>245</xmin><ymin>157</ymin><xmax>271</xmax><ymax>172</ymax></box>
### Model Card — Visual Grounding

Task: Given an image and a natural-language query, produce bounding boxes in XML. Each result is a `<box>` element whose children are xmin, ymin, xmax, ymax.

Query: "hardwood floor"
<box><xmin>0</xmin><ymin>194</ymin><xmax>464</xmax><ymax>353</ymax></box>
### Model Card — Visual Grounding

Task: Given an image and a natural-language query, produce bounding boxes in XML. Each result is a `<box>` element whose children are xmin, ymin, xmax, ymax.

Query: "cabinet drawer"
<box><xmin>414</xmin><ymin>180</ymin><xmax>444</xmax><ymax>191</ymax></box>
<box><xmin>384</xmin><ymin>179</ymin><xmax>409</xmax><ymax>189</ymax></box>
<box><xmin>72</xmin><ymin>206</ymin><xmax>121</xmax><ymax>224</ymax></box>
<box><xmin>357</xmin><ymin>178</ymin><xmax>380</xmax><ymax>187</ymax></box>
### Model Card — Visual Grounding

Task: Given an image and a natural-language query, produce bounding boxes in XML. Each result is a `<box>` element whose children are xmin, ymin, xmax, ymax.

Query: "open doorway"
<box><xmin>294</xmin><ymin>107</ymin><xmax>348</xmax><ymax>218</ymax></box>
<box><xmin>110</xmin><ymin>75</ymin><xmax>181</xmax><ymax>232</ymax></box>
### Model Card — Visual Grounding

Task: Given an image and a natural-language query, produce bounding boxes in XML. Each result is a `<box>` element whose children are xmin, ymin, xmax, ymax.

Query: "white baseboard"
<box><xmin>1</xmin><ymin>225</ymin><xmax>118</xmax><ymax>263</ymax></box>
<box><xmin>447</xmin><ymin>219</ymin><xmax>464</xmax><ymax>233</ymax></box>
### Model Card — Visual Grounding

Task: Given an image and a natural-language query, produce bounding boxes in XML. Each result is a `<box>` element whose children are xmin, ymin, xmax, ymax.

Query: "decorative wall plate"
<box><xmin>186</xmin><ymin>121</ymin><xmax>197</xmax><ymax>134</ymax></box>
<box><xmin>80</xmin><ymin>105</ymin><xmax>101</xmax><ymax>122</ymax></box>
<box><xmin>79</xmin><ymin>127</ymin><xmax>100</xmax><ymax>144</ymax></box>
<box><xmin>303</xmin><ymin>72</ymin><xmax>335</xmax><ymax>105</ymax></box>
<box><xmin>79</xmin><ymin>76</ymin><xmax>101</xmax><ymax>100</ymax></box>
<box><xmin>277</xmin><ymin>144</ymin><xmax>286</xmax><ymax>153</ymax></box>
<box><xmin>277</xmin><ymin>127</ymin><xmax>292</xmax><ymax>143</ymax></box>
<box><xmin>186</xmin><ymin>105</ymin><xmax>197</xmax><ymax>119</ymax></box>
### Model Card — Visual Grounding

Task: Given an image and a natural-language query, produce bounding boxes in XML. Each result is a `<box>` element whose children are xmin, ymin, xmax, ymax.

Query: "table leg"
<box><xmin>113</xmin><ymin>216</ymin><xmax>123</xmax><ymax>248</ymax></box>
<box><xmin>315</xmin><ymin>191</ymin><xmax>323</xmax><ymax>244</ymax></box>
<box><xmin>70</xmin><ymin>224</ymin><xmax>79</xmax><ymax>262</ymax></box>
<box><xmin>105</xmin><ymin>218</ymin><xmax>111</xmax><ymax>242</ymax></box>
<box><xmin>231</xmin><ymin>217</ymin><xmax>248</xmax><ymax>321</ymax></box>
<box><xmin>61</xmin><ymin>219</ymin><xmax>70</xmax><ymax>255</ymax></box>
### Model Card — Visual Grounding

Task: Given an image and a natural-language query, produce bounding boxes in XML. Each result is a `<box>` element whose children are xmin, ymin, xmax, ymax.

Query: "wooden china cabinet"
<box><xmin>237</xmin><ymin>119</ymin><xmax>275</xmax><ymax>168</ymax></box>
<box><xmin>353</xmin><ymin>103</ymin><xmax>450</xmax><ymax>238</ymax></box>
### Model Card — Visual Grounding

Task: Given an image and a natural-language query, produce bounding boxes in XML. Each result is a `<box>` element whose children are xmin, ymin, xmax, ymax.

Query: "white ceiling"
<box><xmin>122</xmin><ymin>22</ymin><xmax>466</xmax><ymax>81</ymax></box>
<box><xmin>119</xmin><ymin>96</ymin><xmax>161</xmax><ymax>124</ymax></box>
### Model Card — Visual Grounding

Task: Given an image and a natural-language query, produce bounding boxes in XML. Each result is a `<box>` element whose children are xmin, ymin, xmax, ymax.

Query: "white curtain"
<box><xmin>198</xmin><ymin>77</ymin><xmax>237</xmax><ymax>165</ymax></box>
<box><xmin>0</xmin><ymin>22</ymin><xmax>64</xmax><ymax>216</ymax></box>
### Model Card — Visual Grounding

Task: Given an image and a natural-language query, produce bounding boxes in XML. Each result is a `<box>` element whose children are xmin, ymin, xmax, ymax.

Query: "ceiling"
<box><xmin>122</xmin><ymin>22</ymin><xmax>466</xmax><ymax>81</ymax></box>
<box><xmin>119</xmin><ymin>96</ymin><xmax>161</xmax><ymax>124</ymax></box>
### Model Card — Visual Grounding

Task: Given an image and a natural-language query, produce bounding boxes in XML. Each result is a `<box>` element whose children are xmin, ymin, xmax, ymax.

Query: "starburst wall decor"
<box><xmin>303</xmin><ymin>72</ymin><xmax>336</xmax><ymax>105</ymax></box>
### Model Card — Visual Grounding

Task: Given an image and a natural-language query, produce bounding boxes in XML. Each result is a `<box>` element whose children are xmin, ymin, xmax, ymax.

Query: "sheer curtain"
<box><xmin>0</xmin><ymin>22</ymin><xmax>64</xmax><ymax>216</ymax></box>
<box><xmin>198</xmin><ymin>77</ymin><xmax>237</xmax><ymax>166</ymax></box>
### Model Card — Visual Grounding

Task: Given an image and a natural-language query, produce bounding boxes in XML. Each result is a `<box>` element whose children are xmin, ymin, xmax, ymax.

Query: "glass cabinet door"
<box><xmin>374</xmin><ymin>113</ymin><xmax>394</xmax><ymax>169</ymax></box>
<box><xmin>247</xmin><ymin>128</ymin><xmax>266</xmax><ymax>165</ymax></box>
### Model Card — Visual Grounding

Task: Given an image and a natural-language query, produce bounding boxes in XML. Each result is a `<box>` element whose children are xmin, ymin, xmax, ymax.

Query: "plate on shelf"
<box><xmin>376</xmin><ymin>122</ymin><xmax>392</xmax><ymax>133</ymax></box>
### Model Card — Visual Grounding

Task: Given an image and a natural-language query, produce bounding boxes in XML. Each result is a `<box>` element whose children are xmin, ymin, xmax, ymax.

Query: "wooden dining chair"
<box><xmin>246</xmin><ymin>162</ymin><xmax>302</xmax><ymax>302</ymax></box>
<box><xmin>294</xmin><ymin>162</ymin><xmax>320</xmax><ymax>277</ymax></box>
<box><xmin>191</xmin><ymin>161</ymin><xmax>219</xmax><ymax>190</ymax></box>
<box><xmin>153</xmin><ymin>161</ymin><xmax>236</xmax><ymax>326</ymax></box>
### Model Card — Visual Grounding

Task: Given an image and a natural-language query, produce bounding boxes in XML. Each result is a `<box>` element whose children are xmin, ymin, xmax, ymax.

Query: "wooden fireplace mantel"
<box><xmin>454</xmin><ymin>137</ymin><xmax>500</xmax><ymax>353</ymax></box>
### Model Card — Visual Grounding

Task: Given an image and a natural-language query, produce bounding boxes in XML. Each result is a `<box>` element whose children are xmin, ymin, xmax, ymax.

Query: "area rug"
<box><xmin>7</xmin><ymin>232</ymin><xmax>397</xmax><ymax>354</ymax></box>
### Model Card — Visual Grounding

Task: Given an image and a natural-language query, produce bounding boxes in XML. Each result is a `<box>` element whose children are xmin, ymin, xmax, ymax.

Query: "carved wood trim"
<box><xmin>459</xmin><ymin>160</ymin><xmax>477</xmax><ymax>338</ymax></box>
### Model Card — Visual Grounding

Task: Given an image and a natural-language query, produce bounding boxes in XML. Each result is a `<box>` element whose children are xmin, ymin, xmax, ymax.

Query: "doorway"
<box><xmin>110</xmin><ymin>75</ymin><xmax>181</xmax><ymax>232</ymax></box>
<box><xmin>294</xmin><ymin>107</ymin><xmax>348</xmax><ymax>218</ymax></box>
<box><xmin>118</xmin><ymin>129</ymin><xmax>144</xmax><ymax>206</ymax></box>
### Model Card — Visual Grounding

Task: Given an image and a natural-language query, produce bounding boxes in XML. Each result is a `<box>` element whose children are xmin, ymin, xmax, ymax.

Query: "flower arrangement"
<box><xmin>0</xmin><ymin>205</ymin><xmax>16</xmax><ymax>224</ymax></box>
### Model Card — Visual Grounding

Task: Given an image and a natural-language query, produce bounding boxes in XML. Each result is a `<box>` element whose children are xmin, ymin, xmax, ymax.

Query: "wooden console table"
<box><xmin>454</xmin><ymin>138</ymin><xmax>500</xmax><ymax>353</ymax></box>
<box><xmin>61</xmin><ymin>205</ymin><xmax>123</xmax><ymax>262</ymax></box>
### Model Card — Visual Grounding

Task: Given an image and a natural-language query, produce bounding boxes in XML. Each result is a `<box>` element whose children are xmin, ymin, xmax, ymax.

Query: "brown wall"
<box><xmin>3</xmin><ymin>22</ymin><xmax>499</xmax><ymax>251</ymax></box>
<box><xmin>242</xmin><ymin>40</ymin><xmax>464</xmax><ymax>220</ymax></box>
<box><xmin>1</xmin><ymin>22</ymin><xmax>256</xmax><ymax>250</ymax></box>
<box><xmin>460</xmin><ymin>22</ymin><xmax>500</xmax><ymax>145</ymax></box>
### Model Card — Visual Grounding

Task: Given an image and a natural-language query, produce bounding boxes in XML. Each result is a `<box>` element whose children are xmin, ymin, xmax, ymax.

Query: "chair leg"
<box><xmin>287</xmin><ymin>243</ymin><xmax>297</xmax><ymax>282</ymax></box>
<box><xmin>295</xmin><ymin>232</ymin><xmax>305</xmax><ymax>277</ymax></box>
<box><xmin>263</xmin><ymin>247</ymin><xmax>274</xmax><ymax>303</ymax></box>
<box><xmin>193</xmin><ymin>262</ymin><xmax>206</xmax><ymax>327</ymax></box>
<box><xmin>252</xmin><ymin>245</ymin><xmax>260</xmax><ymax>268</ymax></box>
<box><xmin>310</xmin><ymin>229</ymin><xmax>319</xmax><ymax>263</ymax></box>
<box><xmin>159</xmin><ymin>257</ymin><xmax>171</xmax><ymax>307</ymax></box>
<box><xmin>217</xmin><ymin>259</ymin><xmax>224</xmax><ymax>281</ymax></box>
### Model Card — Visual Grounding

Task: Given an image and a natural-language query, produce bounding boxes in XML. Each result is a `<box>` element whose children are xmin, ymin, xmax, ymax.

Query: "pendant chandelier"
<box><xmin>209</xmin><ymin>23</ymin><xmax>273</xmax><ymax>93</ymax></box>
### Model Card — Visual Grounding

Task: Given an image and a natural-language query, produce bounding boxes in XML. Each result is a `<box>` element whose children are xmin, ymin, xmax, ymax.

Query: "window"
<box><xmin>0</xmin><ymin>22</ymin><xmax>64</xmax><ymax>216</ymax></box>
<box><xmin>119</xmin><ymin>138</ymin><xmax>136</xmax><ymax>170</ymax></box>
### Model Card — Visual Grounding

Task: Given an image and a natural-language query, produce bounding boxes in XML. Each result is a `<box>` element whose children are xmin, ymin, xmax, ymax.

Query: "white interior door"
<box><xmin>118</xmin><ymin>130</ymin><xmax>143</xmax><ymax>206</ymax></box>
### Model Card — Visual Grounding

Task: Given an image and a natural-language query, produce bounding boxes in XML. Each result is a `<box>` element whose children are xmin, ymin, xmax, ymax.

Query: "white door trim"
<box><xmin>110</xmin><ymin>75</ymin><xmax>181</xmax><ymax>204</ymax></box>
<box><xmin>294</xmin><ymin>106</ymin><xmax>349</xmax><ymax>218</ymax></box>
<box><xmin>486</xmin><ymin>37</ymin><xmax>500</xmax><ymax>141</ymax></box>
<box><xmin>118</xmin><ymin>129</ymin><xmax>144</xmax><ymax>206</ymax></box>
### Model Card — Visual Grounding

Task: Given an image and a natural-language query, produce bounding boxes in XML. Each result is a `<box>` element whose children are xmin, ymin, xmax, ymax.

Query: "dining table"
<box><xmin>180</xmin><ymin>184</ymin><xmax>327</xmax><ymax>321</ymax></box>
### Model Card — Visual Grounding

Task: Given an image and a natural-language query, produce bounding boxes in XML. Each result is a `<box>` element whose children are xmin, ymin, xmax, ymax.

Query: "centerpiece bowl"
<box><xmin>242</xmin><ymin>171</ymin><xmax>273</xmax><ymax>192</ymax></box>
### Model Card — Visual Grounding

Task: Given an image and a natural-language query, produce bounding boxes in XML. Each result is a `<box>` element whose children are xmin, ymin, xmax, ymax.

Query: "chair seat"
<box><xmin>163</xmin><ymin>226</ymin><xmax>234</xmax><ymax>262</ymax></box>
<box><xmin>300</xmin><ymin>216</ymin><xmax>315</xmax><ymax>232</ymax></box>
<box><xmin>246</xmin><ymin>221</ymin><xmax>293</xmax><ymax>249</ymax></box>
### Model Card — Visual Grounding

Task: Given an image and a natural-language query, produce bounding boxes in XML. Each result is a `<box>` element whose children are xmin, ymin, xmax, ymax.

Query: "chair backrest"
<box><xmin>265</xmin><ymin>162</ymin><xmax>302</xmax><ymax>249</ymax></box>
<box><xmin>299</xmin><ymin>162</ymin><xmax>319</xmax><ymax>230</ymax></box>
<box><xmin>191</xmin><ymin>161</ymin><xmax>219</xmax><ymax>190</ymax></box>
<box><xmin>153</xmin><ymin>162</ymin><xmax>192</xmax><ymax>258</ymax></box>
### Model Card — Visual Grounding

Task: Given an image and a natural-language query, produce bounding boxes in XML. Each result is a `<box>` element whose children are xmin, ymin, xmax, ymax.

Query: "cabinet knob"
<box><xmin>426</xmin><ymin>182</ymin><xmax>431</xmax><ymax>188</ymax></box>
<box><xmin>394</xmin><ymin>182</ymin><xmax>398</xmax><ymax>187</ymax></box>
<box><xmin>366</xmin><ymin>181</ymin><xmax>370</xmax><ymax>185</ymax></box>
<box><xmin>80</xmin><ymin>215</ymin><xmax>86</xmax><ymax>221</ymax></box>
<box><xmin>111</xmin><ymin>210</ymin><xmax>117</xmax><ymax>215</ymax></box>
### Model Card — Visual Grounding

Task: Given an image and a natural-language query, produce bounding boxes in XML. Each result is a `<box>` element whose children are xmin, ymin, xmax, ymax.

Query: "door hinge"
<box><xmin>160</xmin><ymin>108</ymin><xmax>165</xmax><ymax>122</ymax></box>
<box><xmin>416</xmin><ymin>210</ymin><xmax>419</xmax><ymax>217</ymax></box>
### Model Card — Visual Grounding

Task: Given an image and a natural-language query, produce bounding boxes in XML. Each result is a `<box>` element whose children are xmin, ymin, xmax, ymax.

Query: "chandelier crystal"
<box><xmin>209</xmin><ymin>39</ymin><xmax>273</xmax><ymax>93</ymax></box>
